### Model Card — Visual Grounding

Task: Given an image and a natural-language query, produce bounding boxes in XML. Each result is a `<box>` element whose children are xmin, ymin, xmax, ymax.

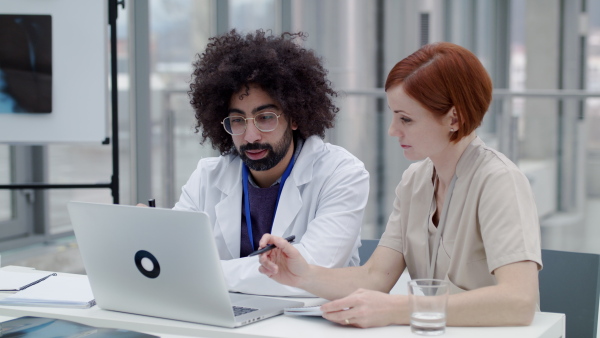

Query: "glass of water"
<box><xmin>408</xmin><ymin>279</ymin><xmax>449</xmax><ymax>336</ymax></box>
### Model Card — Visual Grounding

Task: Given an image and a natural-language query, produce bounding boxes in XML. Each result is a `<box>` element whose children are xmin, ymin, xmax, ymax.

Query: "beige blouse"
<box><xmin>379</xmin><ymin>137</ymin><xmax>542</xmax><ymax>294</ymax></box>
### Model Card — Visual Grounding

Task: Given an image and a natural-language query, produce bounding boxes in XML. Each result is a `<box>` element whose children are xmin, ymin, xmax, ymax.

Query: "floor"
<box><xmin>1</xmin><ymin>199</ymin><xmax>600</xmax><ymax>274</ymax></box>
<box><xmin>0</xmin><ymin>236</ymin><xmax>85</xmax><ymax>274</ymax></box>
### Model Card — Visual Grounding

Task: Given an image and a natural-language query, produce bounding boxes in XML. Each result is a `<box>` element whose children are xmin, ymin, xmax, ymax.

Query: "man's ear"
<box><xmin>291</xmin><ymin>120</ymin><xmax>299</xmax><ymax>130</ymax></box>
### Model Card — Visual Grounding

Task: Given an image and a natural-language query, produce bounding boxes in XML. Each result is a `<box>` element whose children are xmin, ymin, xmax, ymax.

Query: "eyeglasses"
<box><xmin>221</xmin><ymin>112</ymin><xmax>282</xmax><ymax>135</ymax></box>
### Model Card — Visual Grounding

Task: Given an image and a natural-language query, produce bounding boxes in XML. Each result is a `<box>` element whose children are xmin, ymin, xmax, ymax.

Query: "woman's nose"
<box><xmin>388</xmin><ymin>120</ymin><xmax>400</xmax><ymax>137</ymax></box>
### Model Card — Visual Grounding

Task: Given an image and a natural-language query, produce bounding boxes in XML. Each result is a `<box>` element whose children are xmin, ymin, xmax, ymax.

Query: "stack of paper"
<box><xmin>0</xmin><ymin>274</ymin><xmax>96</xmax><ymax>309</ymax></box>
<box><xmin>283</xmin><ymin>305</ymin><xmax>323</xmax><ymax>316</ymax></box>
<box><xmin>0</xmin><ymin>271</ymin><xmax>57</xmax><ymax>291</ymax></box>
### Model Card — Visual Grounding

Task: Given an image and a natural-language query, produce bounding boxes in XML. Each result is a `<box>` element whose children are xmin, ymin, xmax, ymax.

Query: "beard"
<box><xmin>236</xmin><ymin>128</ymin><xmax>294</xmax><ymax>171</ymax></box>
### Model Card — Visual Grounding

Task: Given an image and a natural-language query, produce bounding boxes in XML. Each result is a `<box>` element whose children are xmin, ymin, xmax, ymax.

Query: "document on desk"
<box><xmin>0</xmin><ymin>275</ymin><xmax>96</xmax><ymax>309</ymax></box>
<box><xmin>284</xmin><ymin>305</ymin><xmax>323</xmax><ymax>316</ymax></box>
<box><xmin>0</xmin><ymin>271</ymin><xmax>57</xmax><ymax>291</ymax></box>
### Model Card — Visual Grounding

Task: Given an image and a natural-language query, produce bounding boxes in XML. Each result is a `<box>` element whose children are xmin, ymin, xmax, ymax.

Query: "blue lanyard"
<box><xmin>242</xmin><ymin>154</ymin><xmax>296</xmax><ymax>251</ymax></box>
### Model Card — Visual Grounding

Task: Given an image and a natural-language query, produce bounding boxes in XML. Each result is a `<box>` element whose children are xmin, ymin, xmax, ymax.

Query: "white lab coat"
<box><xmin>174</xmin><ymin>136</ymin><xmax>369</xmax><ymax>296</ymax></box>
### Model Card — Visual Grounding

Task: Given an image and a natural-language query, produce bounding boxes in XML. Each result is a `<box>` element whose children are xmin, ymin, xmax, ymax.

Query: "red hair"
<box><xmin>385</xmin><ymin>42</ymin><xmax>492</xmax><ymax>142</ymax></box>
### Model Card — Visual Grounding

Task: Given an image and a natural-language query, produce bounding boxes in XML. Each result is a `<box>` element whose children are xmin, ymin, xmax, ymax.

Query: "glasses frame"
<box><xmin>221</xmin><ymin>112</ymin><xmax>282</xmax><ymax>136</ymax></box>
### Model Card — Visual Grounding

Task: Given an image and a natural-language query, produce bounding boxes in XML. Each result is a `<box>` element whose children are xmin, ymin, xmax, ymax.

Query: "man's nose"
<box><xmin>244</xmin><ymin>119</ymin><xmax>262</xmax><ymax>143</ymax></box>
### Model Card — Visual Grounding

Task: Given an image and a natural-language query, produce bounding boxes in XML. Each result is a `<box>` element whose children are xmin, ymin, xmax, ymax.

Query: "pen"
<box><xmin>248</xmin><ymin>235</ymin><xmax>295</xmax><ymax>257</ymax></box>
<box><xmin>148</xmin><ymin>199</ymin><xmax>156</xmax><ymax>208</ymax></box>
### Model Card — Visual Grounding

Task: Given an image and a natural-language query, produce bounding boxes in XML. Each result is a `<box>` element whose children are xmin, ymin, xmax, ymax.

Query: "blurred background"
<box><xmin>1</xmin><ymin>0</ymin><xmax>599</xmax><ymax>273</ymax></box>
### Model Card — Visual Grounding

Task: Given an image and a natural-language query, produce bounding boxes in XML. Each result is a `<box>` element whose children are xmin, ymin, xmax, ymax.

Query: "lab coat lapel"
<box><xmin>270</xmin><ymin>179</ymin><xmax>302</xmax><ymax>236</ymax></box>
<box><xmin>214</xmin><ymin>158</ymin><xmax>243</xmax><ymax>259</ymax></box>
<box><xmin>270</xmin><ymin>136</ymin><xmax>317</xmax><ymax>236</ymax></box>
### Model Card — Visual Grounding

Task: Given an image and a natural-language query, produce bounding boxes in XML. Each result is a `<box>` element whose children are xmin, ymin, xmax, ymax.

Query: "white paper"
<box><xmin>0</xmin><ymin>275</ymin><xmax>95</xmax><ymax>308</ymax></box>
<box><xmin>0</xmin><ymin>271</ymin><xmax>56</xmax><ymax>291</ymax></box>
<box><xmin>284</xmin><ymin>305</ymin><xmax>323</xmax><ymax>316</ymax></box>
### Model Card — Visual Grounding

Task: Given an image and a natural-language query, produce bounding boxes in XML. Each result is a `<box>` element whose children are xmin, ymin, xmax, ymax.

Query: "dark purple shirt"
<box><xmin>240</xmin><ymin>183</ymin><xmax>280</xmax><ymax>257</ymax></box>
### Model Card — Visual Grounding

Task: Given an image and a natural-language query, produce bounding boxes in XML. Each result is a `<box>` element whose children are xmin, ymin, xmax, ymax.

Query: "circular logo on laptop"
<box><xmin>134</xmin><ymin>250</ymin><xmax>160</xmax><ymax>278</ymax></box>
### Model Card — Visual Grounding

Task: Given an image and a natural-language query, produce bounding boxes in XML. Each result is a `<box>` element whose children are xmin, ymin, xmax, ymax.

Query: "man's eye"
<box><xmin>257</xmin><ymin>114</ymin><xmax>274</xmax><ymax>121</ymax></box>
<box><xmin>230</xmin><ymin>117</ymin><xmax>244</xmax><ymax>124</ymax></box>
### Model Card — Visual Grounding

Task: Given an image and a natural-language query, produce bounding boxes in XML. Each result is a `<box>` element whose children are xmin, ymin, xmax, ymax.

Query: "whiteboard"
<box><xmin>0</xmin><ymin>0</ymin><xmax>108</xmax><ymax>144</ymax></box>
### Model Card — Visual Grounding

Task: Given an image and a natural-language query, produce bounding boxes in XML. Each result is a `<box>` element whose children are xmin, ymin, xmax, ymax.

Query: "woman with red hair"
<box><xmin>258</xmin><ymin>42</ymin><xmax>542</xmax><ymax>328</ymax></box>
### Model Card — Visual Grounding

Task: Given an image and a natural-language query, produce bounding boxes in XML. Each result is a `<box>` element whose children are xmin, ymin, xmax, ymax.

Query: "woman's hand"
<box><xmin>320</xmin><ymin>289</ymin><xmax>410</xmax><ymax>328</ymax></box>
<box><xmin>257</xmin><ymin>234</ymin><xmax>310</xmax><ymax>288</ymax></box>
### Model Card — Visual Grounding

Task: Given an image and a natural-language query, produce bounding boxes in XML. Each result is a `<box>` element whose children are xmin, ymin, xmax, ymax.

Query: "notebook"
<box><xmin>0</xmin><ymin>274</ymin><xmax>96</xmax><ymax>309</ymax></box>
<box><xmin>67</xmin><ymin>201</ymin><xmax>303</xmax><ymax>328</ymax></box>
<box><xmin>0</xmin><ymin>271</ymin><xmax>57</xmax><ymax>291</ymax></box>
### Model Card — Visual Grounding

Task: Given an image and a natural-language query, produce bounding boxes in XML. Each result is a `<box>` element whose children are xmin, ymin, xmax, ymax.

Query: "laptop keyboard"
<box><xmin>233</xmin><ymin>306</ymin><xmax>259</xmax><ymax>316</ymax></box>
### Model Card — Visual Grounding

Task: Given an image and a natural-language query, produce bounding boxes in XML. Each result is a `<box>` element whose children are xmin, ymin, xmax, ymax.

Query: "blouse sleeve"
<box><xmin>478</xmin><ymin>166</ymin><xmax>543</xmax><ymax>273</ymax></box>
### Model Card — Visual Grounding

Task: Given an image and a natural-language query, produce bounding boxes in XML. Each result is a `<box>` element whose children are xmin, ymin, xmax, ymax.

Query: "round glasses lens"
<box><xmin>223</xmin><ymin>119</ymin><xmax>233</xmax><ymax>134</ymax></box>
<box><xmin>255</xmin><ymin>112</ymin><xmax>278</xmax><ymax>132</ymax></box>
<box><xmin>226</xmin><ymin>116</ymin><xmax>246</xmax><ymax>135</ymax></box>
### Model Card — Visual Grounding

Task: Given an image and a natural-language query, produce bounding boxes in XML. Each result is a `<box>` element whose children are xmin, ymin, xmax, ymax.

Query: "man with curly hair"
<box><xmin>174</xmin><ymin>29</ymin><xmax>369</xmax><ymax>296</ymax></box>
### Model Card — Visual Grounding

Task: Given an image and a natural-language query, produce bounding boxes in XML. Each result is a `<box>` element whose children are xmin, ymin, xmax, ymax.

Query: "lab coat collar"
<box><xmin>288</xmin><ymin>135</ymin><xmax>321</xmax><ymax>186</ymax></box>
<box><xmin>269</xmin><ymin>136</ymin><xmax>324</xmax><ymax>236</ymax></box>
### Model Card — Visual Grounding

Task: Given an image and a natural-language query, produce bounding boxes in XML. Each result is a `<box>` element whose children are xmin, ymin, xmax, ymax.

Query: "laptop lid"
<box><xmin>67</xmin><ymin>201</ymin><xmax>303</xmax><ymax>328</ymax></box>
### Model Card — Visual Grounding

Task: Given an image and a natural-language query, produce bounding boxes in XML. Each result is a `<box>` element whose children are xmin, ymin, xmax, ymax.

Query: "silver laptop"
<box><xmin>67</xmin><ymin>201</ymin><xmax>303</xmax><ymax>328</ymax></box>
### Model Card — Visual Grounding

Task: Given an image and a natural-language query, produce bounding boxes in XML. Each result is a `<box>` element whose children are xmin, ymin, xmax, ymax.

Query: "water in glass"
<box><xmin>410</xmin><ymin>311</ymin><xmax>446</xmax><ymax>336</ymax></box>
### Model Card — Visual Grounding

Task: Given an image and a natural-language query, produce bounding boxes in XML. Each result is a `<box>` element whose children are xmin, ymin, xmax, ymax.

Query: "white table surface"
<box><xmin>0</xmin><ymin>266</ymin><xmax>565</xmax><ymax>338</ymax></box>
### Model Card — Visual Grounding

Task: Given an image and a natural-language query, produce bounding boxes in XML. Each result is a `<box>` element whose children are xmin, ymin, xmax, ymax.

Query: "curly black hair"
<box><xmin>188</xmin><ymin>29</ymin><xmax>338</xmax><ymax>154</ymax></box>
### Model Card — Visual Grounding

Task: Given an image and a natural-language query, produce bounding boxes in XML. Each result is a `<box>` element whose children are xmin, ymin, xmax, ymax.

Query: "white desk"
<box><xmin>0</xmin><ymin>267</ymin><xmax>565</xmax><ymax>338</ymax></box>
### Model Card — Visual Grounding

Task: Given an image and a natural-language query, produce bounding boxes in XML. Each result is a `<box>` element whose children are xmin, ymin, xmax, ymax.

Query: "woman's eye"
<box><xmin>400</xmin><ymin>117</ymin><xmax>412</xmax><ymax>123</ymax></box>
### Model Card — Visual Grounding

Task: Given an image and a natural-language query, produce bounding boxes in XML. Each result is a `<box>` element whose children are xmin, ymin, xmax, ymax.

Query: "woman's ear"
<box><xmin>448</xmin><ymin>107</ymin><xmax>459</xmax><ymax>131</ymax></box>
